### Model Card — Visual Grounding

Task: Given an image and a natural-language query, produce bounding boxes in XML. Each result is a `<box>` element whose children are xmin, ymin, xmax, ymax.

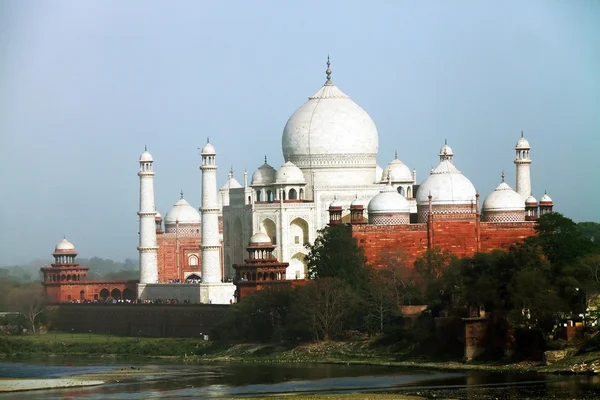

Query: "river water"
<box><xmin>1</xmin><ymin>359</ymin><xmax>599</xmax><ymax>399</ymax></box>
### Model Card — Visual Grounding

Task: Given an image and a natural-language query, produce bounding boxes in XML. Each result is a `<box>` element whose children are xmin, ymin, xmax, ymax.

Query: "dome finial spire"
<box><xmin>180</xmin><ymin>189</ymin><xmax>184</xmax><ymax>199</ymax></box>
<box><xmin>145</xmin><ymin>144</ymin><xmax>147</xmax><ymax>151</ymax></box>
<box><xmin>206</xmin><ymin>137</ymin><xmax>210</xmax><ymax>144</ymax></box>
<box><xmin>394</xmin><ymin>150</ymin><xmax>397</xmax><ymax>159</ymax></box>
<box><xmin>264</xmin><ymin>155</ymin><xmax>267</xmax><ymax>164</ymax></box>
<box><xmin>501</xmin><ymin>170</ymin><xmax>505</xmax><ymax>182</ymax></box>
<box><xmin>325</xmin><ymin>55</ymin><xmax>332</xmax><ymax>85</ymax></box>
<box><xmin>521</xmin><ymin>130</ymin><xmax>524</xmax><ymax>138</ymax></box>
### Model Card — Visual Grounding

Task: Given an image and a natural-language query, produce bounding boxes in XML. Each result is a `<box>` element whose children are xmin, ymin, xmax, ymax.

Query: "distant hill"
<box><xmin>0</xmin><ymin>257</ymin><xmax>139</xmax><ymax>283</ymax></box>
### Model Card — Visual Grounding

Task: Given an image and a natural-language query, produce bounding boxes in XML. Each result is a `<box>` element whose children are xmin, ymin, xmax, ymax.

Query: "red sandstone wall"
<box><xmin>479</xmin><ymin>222</ymin><xmax>536</xmax><ymax>252</ymax></box>
<box><xmin>352</xmin><ymin>220</ymin><xmax>536</xmax><ymax>268</ymax></box>
<box><xmin>44</xmin><ymin>280</ymin><xmax>138</xmax><ymax>303</ymax></box>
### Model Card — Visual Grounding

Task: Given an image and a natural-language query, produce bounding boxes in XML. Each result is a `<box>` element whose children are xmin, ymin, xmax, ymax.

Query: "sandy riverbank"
<box><xmin>0</xmin><ymin>378</ymin><xmax>105</xmax><ymax>392</ymax></box>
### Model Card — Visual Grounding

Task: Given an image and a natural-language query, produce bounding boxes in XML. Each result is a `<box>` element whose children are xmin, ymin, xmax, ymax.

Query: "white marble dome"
<box><xmin>416</xmin><ymin>160</ymin><xmax>477</xmax><ymax>206</ymax></box>
<box><xmin>525</xmin><ymin>195</ymin><xmax>538</xmax><ymax>205</ymax></box>
<box><xmin>440</xmin><ymin>143</ymin><xmax>454</xmax><ymax>157</ymax></box>
<box><xmin>329</xmin><ymin>197</ymin><xmax>344</xmax><ymax>209</ymax></box>
<box><xmin>164</xmin><ymin>198</ymin><xmax>201</xmax><ymax>225</ymax></box>
<box><xmin>250</xmin><ymin>231</ymin><xmax>271</xmax><ymax>244</ymax></box>
<box><xmin>201</xmin><ymin>142</ymin><xmax>216</xmax><ymax>154</ymax></box>
<box><xmin>540</xmin><ymin>193</ymin><xmax>553</xmax><ymax>203</ymax></box>
<box><xmin>251</xmin><ymin>161</ymin><xmax>277</xmax><ymax>186</ymax></box>
<box><xmin>368</xmin><ymin>185</ymin><xmax>410</xmax><ymax>214</ymax></box>
<box><xmin>275</xmin><ymin>161</ymin><xmax>306</xmax><ymax>184</ymax></box>
<box><xmin>515</xmin><ymin>135</ymin><xmax>530</xmax><ymax>149</ymax></box>
<box><xmin>482</xmin><ymin>181</ymin><xmax>525</xmax><ymax>212</ymax></box>
<box><xmin>221</xmin><ymin>176</ymin><xmax>242</xmax><ymax>190</ymax></box>
<box><xmin>55</xmin><ymin>238</ymin><xmax>75</xmax><ymax>252</ymax></box>
<box><xmin>281</xmin><ymin>77</ymin><xmax>378</xmax><ymax>169</ymax></box>
<box><xmin>155</xmin><ymin>211</ymin><xmax>162</xmax><ymax>218</ymax></box>
<box><xmin>382</xmin><ymin>157</ymin><xmax>413</xmax><ymax>182</ymax></box>
<box><xmin>139</xmin><ymin>150</ymin><xmax>153</xmax><ymax>162</ymax></box>
<box><xmin>350</xmin><ymin>196</ymin><xmax>366</xmax><ymax>208</ymax></box>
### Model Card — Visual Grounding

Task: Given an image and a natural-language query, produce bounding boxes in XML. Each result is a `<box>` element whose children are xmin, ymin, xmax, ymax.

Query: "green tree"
<box><xmin>306</xmin><ymin>224</ymin><xmax>368</xmax><ymax>289</ymax></box>
<box><xmin>529</xmin><ymin>212</ymin><xmax>595</xmax><ymax>265</ymax></box>
<box><xmin>578</xmin><ymin>222</ymin><xmax>600</xmax><ymax>243</ymax></box>
<box><xmin>5</xmin><ymin>284</ymin><xmax>46</xmax><ymax>334</ymax></box>
<box><xmin>413</xmin><ymin>248</ymin><xmax>455</xmax><ymax>304</ymax></box>
<box><xmin>294</xmin><ymin>277</ymin><xmax>359</xmax><ymax>341</ymax></box>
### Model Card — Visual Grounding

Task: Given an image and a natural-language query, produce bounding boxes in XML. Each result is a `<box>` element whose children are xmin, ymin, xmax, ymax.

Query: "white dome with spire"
<box><xmin>164</xmin><ymin>194</ymin><xmax>201</xmax><ymax>225</ymax></box>
<box><xmin>540</xmin><ymin>192</ymin><xmax>553</xmax><ymax>203</ymax></box>
<box><xmin>249</xmin><ymin>231</ymin><xmax>272</xmax><ymax>244</ymax></box>
<box><xmin>276</xmin><ymin>161</ymin><xmax>306</xmax><ymax>184</ymax></box>
<box><xmin>55</xmin><ymin>238</ymin><xmax>76</xmax><ymax>252</ymax></box>
<box><xmin>281</xmin><ymin>58</ymin><xmax>378</xmax><ymax>174</ymax></box>
<box><xmin>139</xmin><ymin>148</ymin><xmax>153</xmax><ymax>162</ymax></box>
<box><xmin>416</xmin><ymin>160</ymin><xmax>477</xmax><ymax>206</ymax></box>
<box><xmin>525</xmin><ymin>195</ymin><xmax>538</xmax><ymax>205</ymax></box>
<box><xmin>368</xmin><ymin>185</ymin><xmax>410</xmax><ymax>214</ymax></box>
<box><xmin>482</xmin><ymin>176</ymin><xmax>525</xmax><ymax>212</ymax></box>
<box><xmin>201</xmin><ymin>140</ymin><xmax>216</xmax><ymax>155</ymax></box>
<box><xmin>515</xmin><ymin>132</ymin><xmax>530</xmax><ymax>149</ymax></box>
<box><xmin>251</xmin><ymin>158</ymin><xmax>277</xmax><ymax>186</ymax></box>
<box><xmin>381</xmin><ymin>154</ymin><xmax>413</xmax><ymax>182</ymax></box>
<box><xmin>329</xmin><ymin>197</ymin><xmax>344</xmax><ymax>209</ymax></box>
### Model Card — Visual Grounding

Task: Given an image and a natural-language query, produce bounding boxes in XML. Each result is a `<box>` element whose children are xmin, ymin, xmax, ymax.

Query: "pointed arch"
<box><xmin>261</xmin><ymin>218</ymin><xmax>277</xmax><ymax>245</ymax></box>
<box><xmin>289</xmin><ymin>217</ymin><xmax>309</xmax><ymax>245</ymax></box>
<box><xmin>288</xmin><ymin>252</ymin><xmax>307</xmax><ymax>280</ymax></box>
<box><xmin>289</xmin><ymin>188</ymin><xmax>298</xmax><ymax>200</ymax></box>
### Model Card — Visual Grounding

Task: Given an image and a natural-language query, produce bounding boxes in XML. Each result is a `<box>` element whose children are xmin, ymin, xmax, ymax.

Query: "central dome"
<box><xmin>281</xmin><ymin>62</ymin><xmax>378</xmax><ymax>170</ymax></box>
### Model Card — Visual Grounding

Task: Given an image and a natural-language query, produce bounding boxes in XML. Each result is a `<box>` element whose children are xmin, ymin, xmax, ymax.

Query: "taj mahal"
<box><xmin>126</xmin><ymin>58</ymin><xmax>552</xmax><ymax>305</ymax></box>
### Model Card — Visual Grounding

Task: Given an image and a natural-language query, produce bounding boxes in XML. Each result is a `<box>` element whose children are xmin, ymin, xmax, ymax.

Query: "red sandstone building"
<box><xmin>41</xmin><ymin>238</ymin><xmax>137</xmax><ymax>303</ymax></box>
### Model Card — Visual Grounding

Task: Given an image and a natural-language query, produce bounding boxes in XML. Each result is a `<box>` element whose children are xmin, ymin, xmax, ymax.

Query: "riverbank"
<box><xmin>2</xmin><ymin>333</ymin><xmax>599</xmax><ymax>376</ymax></box>
<box><xmin>0</xmin><ymin>378</ymin><xmax>105</xmax><ymax>392</ymax></box>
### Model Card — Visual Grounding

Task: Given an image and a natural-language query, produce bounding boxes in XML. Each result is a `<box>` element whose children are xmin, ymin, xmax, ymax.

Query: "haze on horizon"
<box><xmin>0</xmin><ymin>1</ymin><xmax>598</xmax><ymax>265</ymax></box>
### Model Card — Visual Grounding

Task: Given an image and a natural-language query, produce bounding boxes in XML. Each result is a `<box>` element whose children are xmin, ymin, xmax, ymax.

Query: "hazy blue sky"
<box><xmin>1</xmin><ymin>1</ymin><xmax>598</xmax><ymax>265</ymax></box>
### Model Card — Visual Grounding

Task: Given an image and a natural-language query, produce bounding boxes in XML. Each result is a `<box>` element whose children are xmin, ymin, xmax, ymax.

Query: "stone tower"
<box><xmin>138</xmin><ymin>147</ymin><xmax>159</xmax><ymax>284</ymax></box>
<box><xmin>200</xmin><ymin>139</ymin><xmax>221</xmax><ymax>284</ymax></box>
<box><xmin>514</xmin><ymin>131</ymin><xmax>532</xmax><ymax>200</ymax></box>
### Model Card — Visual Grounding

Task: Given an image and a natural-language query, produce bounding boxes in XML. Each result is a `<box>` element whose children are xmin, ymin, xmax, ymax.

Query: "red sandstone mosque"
<box><xmin>42</xmin><ymin>59</ymin><xmax>554</xmax><ymax>304</ymax></box>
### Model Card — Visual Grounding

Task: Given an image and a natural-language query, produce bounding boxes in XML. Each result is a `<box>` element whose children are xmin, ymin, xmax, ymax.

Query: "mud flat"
<box><xmin>0</xmin><ymin>378</ymin><xmax>105</xmax><ymax>392</ymax></box>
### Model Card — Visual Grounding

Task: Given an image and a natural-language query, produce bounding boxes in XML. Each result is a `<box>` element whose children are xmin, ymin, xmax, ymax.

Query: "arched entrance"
<box><xmin>123</xmin><ymin>288</ymin><xmax>135</xmax><ymax>301</ymax></box>
<box><xmin>99</xmin><ymin>288</ymin><xmax>110</xmax><ymax>300</ymax></box>
<box><xmin>111</xmin><ymin>288</ymin><xmax>121</xmax><ymax>299</ymax></box>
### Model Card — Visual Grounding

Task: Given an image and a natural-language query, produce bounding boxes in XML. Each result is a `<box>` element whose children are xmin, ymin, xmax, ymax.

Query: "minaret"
<box><xmin>514</xmin><ymin>131</ymin><xmax>532</xmax><ymax>200</ymax></box>
<box><xmin>200</xmin><ymin>138</ymin><xmax>221</xmax><ymax>284</ymax></box>
<box><xmin>138</xmin><ymin>146</ymin><xmax>159</xmax><ymax>284</ymax></box>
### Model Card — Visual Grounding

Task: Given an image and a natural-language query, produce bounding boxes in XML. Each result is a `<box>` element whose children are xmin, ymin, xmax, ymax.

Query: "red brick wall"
<box><xmin>352</xmin><ymin>219</ymin><xmax>536</xmax><ymax>268</ymax></box>
<box><xmin>43</xmin><ymin>280</ymin><xmax>138</xmax><ymax>303</ymax></box>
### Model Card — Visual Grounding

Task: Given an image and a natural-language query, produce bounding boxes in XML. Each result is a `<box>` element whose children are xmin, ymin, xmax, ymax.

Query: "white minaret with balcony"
<box><xmin>514</xmin><ymin>131</ymin><xmax>532</xmax><ymax>200</ymax></box>
<box><xmin>137</xmin><ymin>147</ymin><xmax>159</xmax><ymax>284</ymax></box>
<box><xmin>199</xmin><ymin>139</ymin><xmax>235</xmax><ymax>304</ymax></box>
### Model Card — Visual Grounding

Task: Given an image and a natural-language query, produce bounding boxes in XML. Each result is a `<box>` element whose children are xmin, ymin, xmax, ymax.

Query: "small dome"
<box><xmin>329</xmin><ymin>197</ymin><xmax>344</xmax><ymax>209</ymax></box>
<box><xmin>55</xmin><ymin>238</ymin><xmax>76</xmax><ymax>252</ymax></box>
<box><xmin>275</xmin><ymin>161</ymin><xmax>306</xmax><ymax>184</ymax></box>
<box><xmin>221</xmin><ymin>176</ymin><xmax>242</xmax><ymax>191</ymax></box>
<box><xmin>525</xmin><ymin>195</ymin><xmax>538</xmax><ymax>205</ymax></box>
<box><xmin>368</xmin><ymin>185</ymin><xmax>410</xmax><ymax>214</ymax></box>
<box><xmin>350</xmin><ymin>197</ymin><xmax>365</xmax><ymax>208</ymax></box>
<box><xmin>139</xmin><ymin>150</ymin><xmax>153</xmax><ymax>162</ymax></box>
<box><xmin>201</xmin><ymin>142</ymin><xmax>216</xmax><ymax>155</ymax></box>
<box><xmin>515</xmin><ymin>134</ymin><xmax>530</xmax><ymax>149</ymax></box>
<box><xmin>251</xmin><ymin>161</ymin><xmax>277</xmax><ymax>186</ymax></box>
<box><xmin>540</xmin><ymin>193</ymin><xmax>553</xmax><ymax>203</ymax></box>
<box><xmin>381</xmin><ymin>157</ymin><xmax>413</xmax><ymax>182</ymax></box>
<box><xmin>482</xmin><ymin>181</ymin><xmax>525</xmax><ymax>212</ymax></box>
<box><xmin>416</xmin><ymin>160</ymin><xmax>477</xmax><ymax>206</ymax></box>
<box><xmin>250</xmin><ymin>231</ymin><xmax>272</xmax><ymax>244</ymax></box>
<box><xmin>439</xmin><ymin>143</ymin><xmax>454</xmax><ymax>156</ymax></box>
<box><xmin>164</xmin><ymin>198</ymin><xmax>201</xmax><ymax>225</ymax></box>
<box><xmin>155</xmin><ymin>211</ymin><xmax>162</xmax><ymax>218</ymax></box>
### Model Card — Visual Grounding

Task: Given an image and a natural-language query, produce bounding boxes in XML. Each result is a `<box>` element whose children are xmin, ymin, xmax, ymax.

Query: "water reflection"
<box><xmin>1</xmin><ymin>360</ymin><xmax>599</xmax><ymax>399</ymax></box>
